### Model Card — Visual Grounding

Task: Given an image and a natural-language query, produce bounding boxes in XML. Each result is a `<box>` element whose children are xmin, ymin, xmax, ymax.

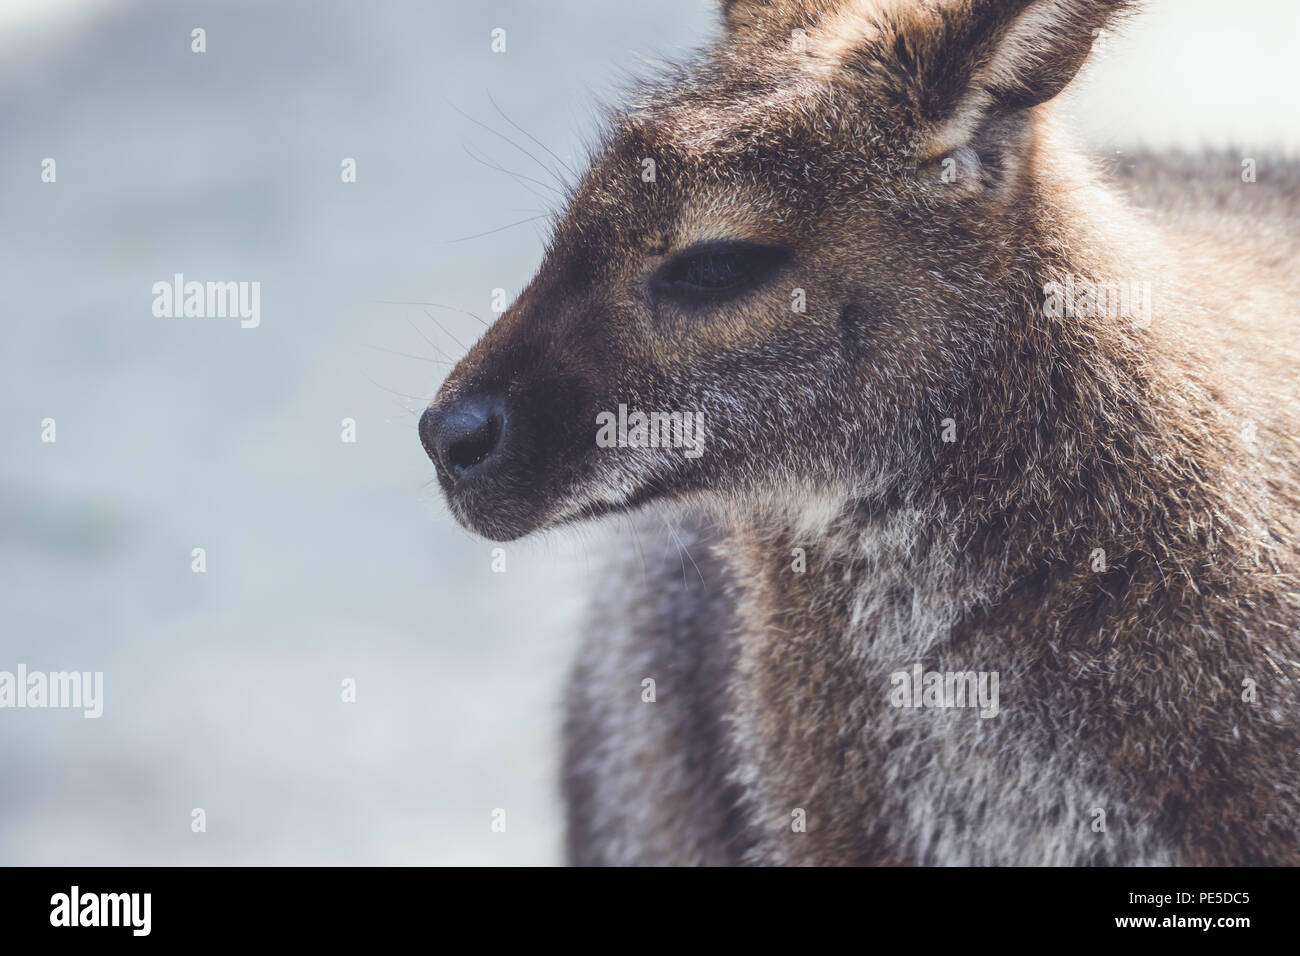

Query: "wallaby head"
<box><xmin>420</xmin><ymin>0</ymin><xmax>1136</xmax><ymax>540</ymax></box>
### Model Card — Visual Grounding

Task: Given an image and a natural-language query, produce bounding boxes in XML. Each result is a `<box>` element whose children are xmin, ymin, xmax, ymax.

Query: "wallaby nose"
<box><xmin>420</xmin><ymin>393</ymin><xmax>507</xmax><ymax>480</ymax></box>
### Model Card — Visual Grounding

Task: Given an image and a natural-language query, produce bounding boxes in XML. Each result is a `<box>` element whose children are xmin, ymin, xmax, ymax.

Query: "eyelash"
<box><xmin>651</xmin><ymin>242</ymin><xmax>788</xmax><ymax>304</ymax></box>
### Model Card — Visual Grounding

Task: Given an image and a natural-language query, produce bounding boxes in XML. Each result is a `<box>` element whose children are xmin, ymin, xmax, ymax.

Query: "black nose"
<box><xmin>420</xmin><ymin>393</ymin><xmax>506</xmax><ymax>480</ymax></box>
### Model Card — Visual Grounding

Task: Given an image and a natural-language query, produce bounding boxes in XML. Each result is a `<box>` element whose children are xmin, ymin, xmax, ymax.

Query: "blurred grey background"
<box><xmin>0</xmin><ymin>0</ymin><xmax>1296</xmax><ymax>865</ymax></box>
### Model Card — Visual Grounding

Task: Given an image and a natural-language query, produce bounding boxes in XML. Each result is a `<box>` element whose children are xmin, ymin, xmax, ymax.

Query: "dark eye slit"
<box><xmin>652</xmin><ymin>241</ymin><xmax>789</xmax><ymax>303</ymax></box>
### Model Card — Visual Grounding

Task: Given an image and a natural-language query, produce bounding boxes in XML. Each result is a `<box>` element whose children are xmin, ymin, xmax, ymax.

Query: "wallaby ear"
<box><xmin>881</xmin><ymin>0</ymin><xmax>1137</xmax><ymax>161</ymax></box>
<box><xmin>716</xmin><ymin>0</ymin><xmax>1134</xmax><ymax>179</ymax></box>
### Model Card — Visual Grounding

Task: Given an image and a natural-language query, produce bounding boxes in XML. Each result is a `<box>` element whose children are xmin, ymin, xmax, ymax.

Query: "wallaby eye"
<box><xmin>652</xmin><ymin>241</ymin><xmax>788</xmax><ymax>303</ymax></box>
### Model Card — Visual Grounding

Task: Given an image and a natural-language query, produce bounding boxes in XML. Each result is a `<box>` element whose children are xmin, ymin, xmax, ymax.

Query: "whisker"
<box><xmin>488</xmin><ymin>91</ymin><xmax>580</xmax><ymax>181</ymax></box>
<box><xmin>447</xmin><ymin>98</ymin><xmax>569</xmax><ymax>190</ymax></box>
<box><xmin>463</xmin><ymin>142</ymin><xmax>562</xmax><ymax>199</ymax></box>
<box><xmin>403</xmin><ymin>316</ymin><xmax>456</xmax><ymax>362</ymax></box>
<box><xmin>659</xmin><ymin>512</ymin><xmax>707</xmax><ymax>589</ymax></box>
<box><xmin>362</xmin><ymin>373</ymin><xmax>430</xmax><ymax>402</ymax></box>
<box><xmin>438</xmin><ymin>214</ymin><xmax>551</xmax><ymax>244</ymax></box>
<box><xmin>383</xmin><ymin>395</ymin><xmax>420</xmax><ymax>418</ymax></box>
<box><xmin>361</xmin><ymin>343</ymin><xmax>450</xmax><ymax>365</ymax></box>
<box><xmin>422</xmin><ymin>308</ymin><xmax>469</xmax><ymax>353</ymax></box>
<box><xmin>424</xmin><ymin>301</ymin><xmax>491</xmax><ymax>330</ymax></box>
<box><xmin>373</xmin><ymin>299</ymin><xmax>489</xmax><ymax>328</ymax></box>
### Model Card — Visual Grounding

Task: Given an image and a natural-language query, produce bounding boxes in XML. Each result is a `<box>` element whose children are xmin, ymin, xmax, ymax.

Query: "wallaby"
<box><xmin>420</xmin><ymin>0</ymin><xmax>1300</xmax><ymax>865</ymax></box>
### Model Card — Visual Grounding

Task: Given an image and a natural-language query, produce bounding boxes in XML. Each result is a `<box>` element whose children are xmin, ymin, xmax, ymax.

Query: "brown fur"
<box><xmin>424</xmin><ymin>0</ymin><xmax>1300</xmax><ymax>864</ymax></box>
